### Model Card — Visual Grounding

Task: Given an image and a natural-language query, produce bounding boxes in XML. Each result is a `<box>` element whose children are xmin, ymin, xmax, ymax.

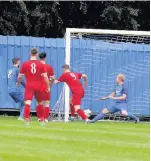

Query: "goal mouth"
<box><xmin>52</xmin><ymin>28</ymin><xmax>150</xmax><ymax>122</ymax></box>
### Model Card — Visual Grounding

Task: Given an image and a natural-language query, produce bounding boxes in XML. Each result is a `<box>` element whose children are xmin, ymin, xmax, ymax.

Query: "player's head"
<box><xmin>39</xmin><ymin>52</ymin><xmax>47</xmax><ymax>61</ymax></box>
<box><xmin>62</xmin><ymin>64</ymin><xmax>70</xmax><ymax>73</ymax></box>
<box><xmin>12</xmin><ymin>57</ymin><xmax>20</xmax><ymax>68</ymax></box>
<box><xmin>116</xmin><ymin>73</ymin><xmax>125</xmax><ymax>84</ymax></box>
<box><xmin>30</xmin><ymin>48</ymin><xmax>38</xmax><ymax>57</ymax></box>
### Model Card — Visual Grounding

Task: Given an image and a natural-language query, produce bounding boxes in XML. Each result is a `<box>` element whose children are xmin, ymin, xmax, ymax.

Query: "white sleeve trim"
<box><xmin>19</xmin><ymin>73</ymin><xmax>24</xmax><ymax>76</ymax></box>
<box><xmin>41</xmin><ymin>73</ymin><xmax>47</xmax><ymax>76</ymax></box>
<box><xmin>49</xmin><ymin>75</ymin><xmax>55</xmax><ymax>80</ymax></box>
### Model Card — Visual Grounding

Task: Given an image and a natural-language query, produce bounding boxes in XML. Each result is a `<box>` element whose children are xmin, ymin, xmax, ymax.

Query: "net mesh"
<box><xmin>52</xmin><ymin>31</ymin><xmax>150</xmax><ymax>121</ymax></box>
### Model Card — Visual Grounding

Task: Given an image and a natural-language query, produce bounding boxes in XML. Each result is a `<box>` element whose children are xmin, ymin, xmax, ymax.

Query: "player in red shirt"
<box><xmin>36</xmin><ymin>52</ymin><xmax>55</xmax><ymax>122</ymax></box>
<box><xmin>54</xmin><ymin>64</ymin><xmax>89</xmax><ymax>123</ymax></box>
<box><xmin>17</xmin><ymin>48</ymin><xmax>49</xmax><ymax>125</ymax></box>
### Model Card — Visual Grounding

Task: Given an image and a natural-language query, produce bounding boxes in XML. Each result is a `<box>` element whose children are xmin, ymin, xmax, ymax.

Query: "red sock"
<box><xmin>70</xmin><ymin>104</ymin><xmax>75</xmax><ymax>117</ymax></box>
<box><xmin>77</xmin><ymin>109</ymin><xmax>87</xmax><ymax>120</ymax></box>
<box><xmin>44</xmin><ymin>107</ymin><xmax>50</xmax><ymax>120</ymax></box>
<box><xmin>36</xmin><ymin>105</ymin><xmax>40</xmax><ymax>119</ymax></box>
<box><xmin>24</xmin><ymin>104</ymin><xmax>30</xmax><ymax>120</ymax></box>
<box><xmin>39</xmin><ymin>105</ymin><xmax>44</xmax><ymax>121</ymax></box>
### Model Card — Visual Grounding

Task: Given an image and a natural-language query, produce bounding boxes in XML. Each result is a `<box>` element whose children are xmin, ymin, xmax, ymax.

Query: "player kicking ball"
<box><xmin>36</xmin><ymin>52</ymin><xmax>55</xmax><ymax>123</ymax></box>
<box><xmin>17</xmin><ymin>48</ymin><xmax>49</xmax><ymax>126</ymax></box>
<box><xmin>89</xmin><ymin>74</ymin><xmax>139</xmax><ymax>124</ymax></box>
<box><xmin>54</xmin><ymin>64</ymin><xmax>89</xmax><ymax>123</ymax></box>
<box><xmin>7</xmin><ymin>57</ymin><xmax>25</xmax><ymax>120</ymax></box>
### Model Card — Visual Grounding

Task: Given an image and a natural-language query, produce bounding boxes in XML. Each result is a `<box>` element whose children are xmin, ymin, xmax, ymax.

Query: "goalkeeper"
<box><xmin>89</xmin><ymin>74</ymin><xmax>139</xmax><ymax>123</ymax></box>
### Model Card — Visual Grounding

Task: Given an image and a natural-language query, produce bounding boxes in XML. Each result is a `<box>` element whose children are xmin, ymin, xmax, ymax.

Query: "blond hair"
<box><xmin>117</xmin><ymin>73</ymin><xmax>125</xmax><ymax>82</ymax></box>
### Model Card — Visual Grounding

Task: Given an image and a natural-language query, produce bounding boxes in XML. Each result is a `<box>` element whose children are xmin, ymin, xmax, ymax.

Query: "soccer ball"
<box><xmin>84</xmin><ymin>109</ymin><xmax>92</xmax><ymax>117</ymax></box>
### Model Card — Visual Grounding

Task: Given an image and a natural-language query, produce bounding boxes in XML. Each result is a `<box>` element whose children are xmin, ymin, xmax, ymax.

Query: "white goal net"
<box><xmin>52</xmin><ymin>28</ymin><xmax>150</xmax><ymax>122</ymax></box>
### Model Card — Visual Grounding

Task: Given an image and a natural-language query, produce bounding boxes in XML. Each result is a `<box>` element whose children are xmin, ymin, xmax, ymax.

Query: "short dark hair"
<box><xmin>62</xmin><ymin>64</ymin><xmax>70</xmax><ymax>69</ymax></box>
<box><xmin>12</xmin><ymin>57</ymin><xmax>20</xmax><ymax>64</ymax></box>
<box><xmin>39</xmin><ymin>52</ymin><xmax>47</xmax><ymax>60</ymax></box>
<box><xmin>31</xmin><ymin>48</ymin><xmax>38</xmax><ymax>55</ymax></box>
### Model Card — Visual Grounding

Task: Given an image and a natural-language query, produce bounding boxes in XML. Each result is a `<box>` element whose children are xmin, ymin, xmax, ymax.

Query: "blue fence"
<box><xmin>0</xmin><ymin>35</ymin><xmax>150</xmax><ymax>116</ymax></box>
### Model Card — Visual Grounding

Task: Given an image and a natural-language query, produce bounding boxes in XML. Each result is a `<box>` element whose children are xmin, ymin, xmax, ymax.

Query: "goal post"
<box><xmin>64</xmin><ymin>28</ymin><xmax>150</xmax><ymax>122</ymax></box>
<box><xmin>64</xmin><ymin>29</ymin><xmax>71</xmax><ymax>122</ymax></box>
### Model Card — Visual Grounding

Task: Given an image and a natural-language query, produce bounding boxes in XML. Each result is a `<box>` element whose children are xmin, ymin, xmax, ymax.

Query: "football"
<box><xmin>84</xmin><ymin>109</ymin><xmax>92</xmax><ymax>117</ymax></box>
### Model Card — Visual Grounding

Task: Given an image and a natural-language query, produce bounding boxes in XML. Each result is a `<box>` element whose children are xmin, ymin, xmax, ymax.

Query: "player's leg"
<box><xmin>42</xmin><ymin>90</ymin><xmax>51</xmax><ymax>122</ymax></box>
<box><xmin>70</xmin><ymin>98</ymin><xmax>75</xmax><ymax>117</ymax></box>
<box><xmin>17</xmin><ymin>92</ymin><xmax>25</xmax><ymax>120</ymax></box>
<box><xmin>35</xmin><ymin>90</ymin><xmax>45</xmax><ymax>123</ymax></box>
<box><xmin>24</xmin><ymin>88</ymin><xmax>34</xmax><ymax>125</ymax></box>
<box><xmin>36</xmin><ymin>101</ymin><xmax>44</xmax><ymax>121</ymax></box>
<box><xmin>44</xmin><ymin>100</ymin><xmax>50</xmax><ymax>122</ymax></box>
<box><xmin>9</xmin><ymin>92</ymin><xmax>24</xmax><ymax>120</ymax></box>
<box><xmin>72</xmin><ymin>92</ymin><xmax>88</xmax><ymax>122</ymax></box>
<box><xmin>74</xmin><ymin>105</ymin><xmax>88</xmax><ymax>121</ymax></box>
<box><xmin>36</xmin><ymin>101</ymin><xmax>40</xmax><ymax>120</ymax></box>
<box><xmin>18</xmin><ymin>101</ymin><xmax>24</xmax><ymax>120</ymax></box>
<box><xmin>119</xmin><ymin>103</ymin><xmax>139</xmax><ymax>123</ymax></box>
<box><xmin>90</xmin><ymin>104</ymin><xmax>118</xmax><ymax>123</ymax></box>
<box><xmin>69</xmin><ymin>98</ymin><xmax>75</xmax><ymax>121</ymax></box>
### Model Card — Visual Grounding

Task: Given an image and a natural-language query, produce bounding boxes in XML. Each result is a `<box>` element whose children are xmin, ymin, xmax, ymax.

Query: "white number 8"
<box><xmin>70</xmin><ymin>73</ymin><xmax>76</xmax><ymax>80</ymax></box>
<box><xmin>31</xmin><ymin>63</ymin><xmax>36</xmax><ymax>74</ymax></box>
<box><xmin>8</xmin><ymin>70</ymin><xmax>12</xmax><ymax>78</ymax></box>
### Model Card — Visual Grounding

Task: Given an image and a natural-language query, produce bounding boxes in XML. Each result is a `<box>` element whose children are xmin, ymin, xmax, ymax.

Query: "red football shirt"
<box><xmin>58</xmin><ymin>72</ymin><xmax>83</xmax><ymax>92</ymax></box>
<box><xmin>19</xmin><ymin>60</ymin><xmax>46</xmax><ymax>88</ymax></box>
<box><xmin>45</xmin><ymin>64</ymin><xmax>55</xmax><ymax>80</ymax></box>
<box><xmin>42</xmin><ymin>63</ymin><xmax>55</xmax><ymax>89</ymax></box>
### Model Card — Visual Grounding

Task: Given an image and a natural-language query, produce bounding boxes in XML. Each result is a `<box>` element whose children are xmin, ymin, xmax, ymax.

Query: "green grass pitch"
<box><xmin>0</xmin><ymin>116</ymin><xmax>149</xmax><ymax>161</ymax></box>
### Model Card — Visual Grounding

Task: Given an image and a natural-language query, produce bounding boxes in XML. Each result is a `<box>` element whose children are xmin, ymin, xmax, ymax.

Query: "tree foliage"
<box><xmin>0</xmin><ymin>1</ymin><xmax>149</xmax><ymax>37</ymax></box>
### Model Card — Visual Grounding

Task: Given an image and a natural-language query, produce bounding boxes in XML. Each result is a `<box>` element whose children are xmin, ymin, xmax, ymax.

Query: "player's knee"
<box><xmin>74</xmin><ymin>105</ymin><xmax>80</xmax><ymax>111</ymax></box>
<box><xmin>25</xmin><ymin>100</ymin><xmax>31</xmax><ymax>105</ymax></box>
<box><xmin>121</xmin><ymin>110</ymin><xmax>128</xmax><ymax>116</ymax></box>
<box><xmin>37</xmin><ymin>101</ymin><xmax>43</xmax><ymax>105</ymax></box>
<box><xmin>69</xmin><ymin>99</ymin><xmax>72</xmax><ymax>105</ymax></box>
<box><xmin>102</xmin><ymin>108</ymin><xmax>109</xmax><ymax>114</ymax></box>
<box><xmin>44</xmin><ymin>100</ymin><xmax>50</xmax><ymax>107</ymax></box>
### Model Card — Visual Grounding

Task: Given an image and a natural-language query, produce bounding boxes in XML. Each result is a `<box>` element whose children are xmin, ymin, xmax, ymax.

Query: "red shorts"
<box><xmin>71</xmin><ymin>89</ymin><xmax>85</xmax><ymax>106</ymax></box>
<box><xmin>24</xmin><ymin>87</ymin><xmax>43</xmax><ymax>102</ymax></box>
<box><xmin>42</xmin><ymin>90</ymin><xmax>50</xmax><ymax>101</ymax></box>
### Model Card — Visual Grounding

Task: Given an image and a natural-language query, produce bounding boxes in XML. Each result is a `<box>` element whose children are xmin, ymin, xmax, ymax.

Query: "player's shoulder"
<box><xmin>72</xmin><ymin>72</ymin><xmax>81</xmax><ymax>76</ymax></box>
<box><xmin>45</xmin><ymin>64</ymin><xmax>53</xmax><ymax>69</ymax></box>
<box><xmin>22</xmin><ymin>60</ymin><xmax>31</xmax><ymax>66</ymax></box>
<box><xmin>122</xmin><ymin>83</ymin><xmax>128</xmax><ymax>89</ymax></box>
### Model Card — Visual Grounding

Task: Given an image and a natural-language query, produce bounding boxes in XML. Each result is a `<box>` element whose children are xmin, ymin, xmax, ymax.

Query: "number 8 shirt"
<box><xmin>58</xmin><ymin>72</ymin><xmax>85</xmax><ymax>106</ymax></box>
<box><xmin>19</xmin><ymin>60</ymin><xmax>47</xmax><ymax>101</ymax></box>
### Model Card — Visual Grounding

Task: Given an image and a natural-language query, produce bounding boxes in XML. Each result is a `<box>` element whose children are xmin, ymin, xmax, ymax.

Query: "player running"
<box><xmin>54</xmin><ymin>64</ymin><xmax>89</xmax><ymax>123</ymax></box>
<box><xmin>7</xmin><ymin>57</ymin><xmax>25</xmax><ymax>120</ymax></box>
<box><xmin>36</xmin><ymin>52</ymin><xmax>55</xmax><ymax>122</ymax></box>
<box><xmin>17</xmin><ymin>48</ymin><xmax>49</xmax><ymax>125</ymax></box>
<box><xmin>89</xmin><ymin>74</ymin><xmax>139</xmax><ymax>123</ymax></box>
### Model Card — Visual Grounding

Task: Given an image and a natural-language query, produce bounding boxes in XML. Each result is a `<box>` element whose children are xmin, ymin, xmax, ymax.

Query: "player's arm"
<box><xmin>49</xmin><ymin>75</ymin><xmax>55</xmax><ymax>87</ymax></box>
<box><xmin>108</xmin><ymin>92</ymin><xmax>115</xmax><ymax>97</ymax></box>
<box><xmin>110</xmin><ymin>94</ymin><xmax>127</xmax><ymax>100</ymax></box>
<box><xmin>100</xmin><ymin>92</ymin><xmax>115</xmax><ymax>100</ymax></box>
<box><xmin>81</xmin><ymin>74</ymin><xmax>88</xmax><ymax>86</ymax></box>
<box><xmin>16</xmin><ymin>68</ymin><xmax>26</xmax><ymax>87</ymax></box>
<box><xmin>21</xmin><ymin>77</ymin><xmax>26</xmax><ymax>87</ymax></box>
<box><xmin>17</xmin><ymin>65</ymin><xmax>24</xmax><ymax>86</ymax></box>
<box><xmin>109</xmin><ymin>87</ymin><xmax>127</xmax><ymax>100</ymax></box>
<box><xmin>54</xmin><ymin>79</ymin><xmax>60</xmax><ymax>84</ymax></box>
<box><xmin>17</xmin><ymin>74</ymin><xmax>23</xmax><ymax>86</ymax></box>
<box><xmin>42</xmin><ymin>73</ymin><xmax>49</xmax><ymax>89</ymax></box>
<box><xmin>49</xmin><ymin>67</ymin><xmax>55</xmax><ymax>87</ymax></box>
<box><xmin>54</xmin><ymin>74</ymin><xmax>64</xmax><ymax>84</ymax></box>
<box><xmin>41</xmin><ymin>65</ymin><xmax>50</xmax><ymax>90</ymax></box>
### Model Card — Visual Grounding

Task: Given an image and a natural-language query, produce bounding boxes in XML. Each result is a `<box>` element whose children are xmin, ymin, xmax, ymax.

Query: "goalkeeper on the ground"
<box><xmin>89</xmin><ymin>74</ymin><xmax>139</xmax><ymax>123</ymax></box>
